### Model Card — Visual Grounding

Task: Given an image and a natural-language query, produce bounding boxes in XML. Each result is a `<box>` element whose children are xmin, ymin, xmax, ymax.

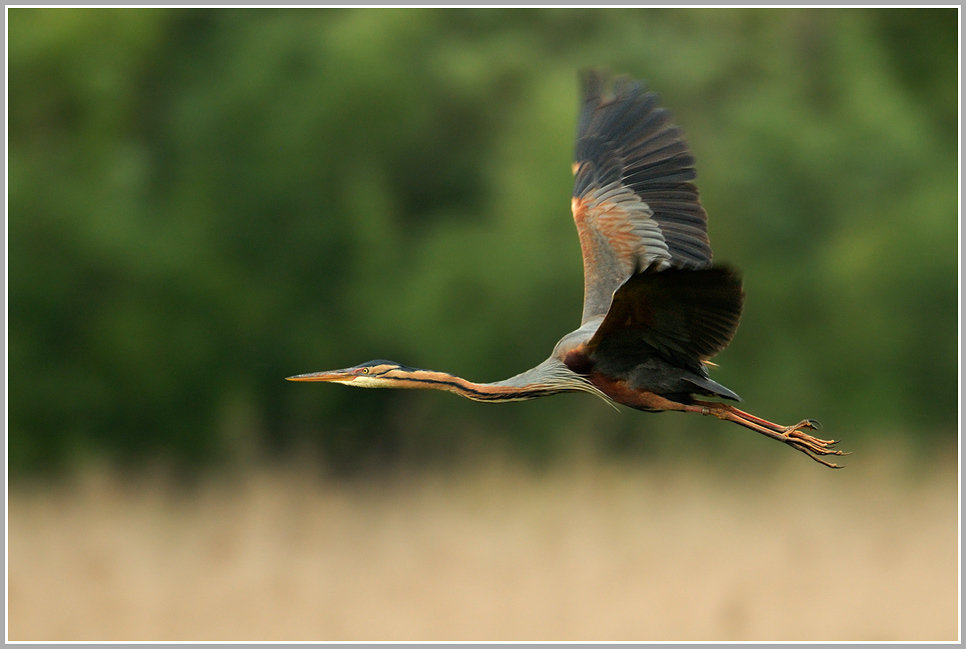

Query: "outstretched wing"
<box><xmin>572</xmin><ymin>70</ymin><xmax>712</xmax><ymax>325</ymax></box>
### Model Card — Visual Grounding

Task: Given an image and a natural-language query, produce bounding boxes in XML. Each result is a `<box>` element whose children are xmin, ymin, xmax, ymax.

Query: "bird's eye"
<box><xmin>361</xmin><ymin>367</ymin><xmax>370</xmax><ymax>374</ymax></box>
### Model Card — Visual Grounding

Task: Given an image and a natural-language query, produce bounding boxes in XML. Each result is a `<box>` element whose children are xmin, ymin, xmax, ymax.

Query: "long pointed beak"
<box><xmin>286</xmin><ymin>370</ymin><xmax>350</xmax><ymax>382</ymax></box>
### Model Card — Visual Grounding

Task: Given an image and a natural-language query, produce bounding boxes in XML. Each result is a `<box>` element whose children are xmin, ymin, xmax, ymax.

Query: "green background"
<box><xmin>8</xmin><ymin>8</ymin><xmax>959</xmax><ymax>476</ymax></box>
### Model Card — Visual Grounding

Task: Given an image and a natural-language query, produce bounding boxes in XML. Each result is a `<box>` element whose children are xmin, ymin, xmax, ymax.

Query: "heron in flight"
<box><xmin>289</xmin><ymin>70</ymin><xmax>845</xmax><ymax>468</ymax></box>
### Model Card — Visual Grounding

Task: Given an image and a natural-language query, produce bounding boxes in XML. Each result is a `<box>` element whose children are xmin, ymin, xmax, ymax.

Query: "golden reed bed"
<box><xmin>8</xmin><ymin>447</ymin><xmax>959</xmax><ymax>641</ymax></box>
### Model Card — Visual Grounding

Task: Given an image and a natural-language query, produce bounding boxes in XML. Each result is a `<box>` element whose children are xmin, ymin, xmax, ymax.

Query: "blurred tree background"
<box><xmin>7</xmin><ymin>8</ymin><xmax>959</xmax><ymax>477</ymax></box>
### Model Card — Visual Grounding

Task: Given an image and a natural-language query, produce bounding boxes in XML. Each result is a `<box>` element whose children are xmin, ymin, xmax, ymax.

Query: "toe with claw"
<box><xmin>781</xmin><ymin>420</ymin><xmax>847</xmax><ymax>468</ymax></box>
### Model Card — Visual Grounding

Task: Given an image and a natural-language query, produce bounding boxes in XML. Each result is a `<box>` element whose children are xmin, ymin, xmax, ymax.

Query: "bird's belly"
<box><xmin>587</xmin><ymin>372</ymin><xmax>679</xmax><ymax>412</ymax></box>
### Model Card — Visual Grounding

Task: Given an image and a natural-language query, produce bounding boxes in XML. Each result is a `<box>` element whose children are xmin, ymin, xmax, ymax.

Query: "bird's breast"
<box><xmin>562</xmin><ymin>348</ymin><xmax>595</xmax><ymax>375</ymax></box>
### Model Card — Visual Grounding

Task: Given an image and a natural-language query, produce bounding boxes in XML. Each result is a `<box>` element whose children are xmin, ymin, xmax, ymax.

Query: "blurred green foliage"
<box><xmin>8</xmin><ymin>8</ymin><xmax>959</xmax><ymax>475</ymax></box>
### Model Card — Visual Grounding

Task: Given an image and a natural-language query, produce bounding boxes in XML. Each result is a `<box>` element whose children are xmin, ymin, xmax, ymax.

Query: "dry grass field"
<box><xmin>7</xmin><ymin>445</ymin><xmax>960</xmax><ymax>641</ymax></box>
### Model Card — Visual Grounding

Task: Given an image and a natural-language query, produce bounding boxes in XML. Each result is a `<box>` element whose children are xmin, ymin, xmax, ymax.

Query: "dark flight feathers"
<box><xmin>574</xmin><ymin>70</ymin><xmax>712</xmax><ymax>272</ymax></box>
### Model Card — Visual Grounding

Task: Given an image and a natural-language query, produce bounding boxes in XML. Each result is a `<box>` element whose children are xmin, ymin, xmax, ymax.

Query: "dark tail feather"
<box><xmin>686</xmin><ymin>374</ymin><xmax>742</xmax><ymax>402</ymax></box>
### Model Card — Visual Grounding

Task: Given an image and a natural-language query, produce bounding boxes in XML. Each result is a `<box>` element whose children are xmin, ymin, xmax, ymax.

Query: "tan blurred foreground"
<box><xmin>8</xmin><ymin>448</ymin><xmax>960</xmax><ymax>641</ymax></box>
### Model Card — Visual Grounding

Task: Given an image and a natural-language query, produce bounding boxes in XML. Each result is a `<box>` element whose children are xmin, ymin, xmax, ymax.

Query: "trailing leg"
<box><xmin>690</xmin><ymin>400</ymin><xmax>846</xmax><ymax>468</ymax></box>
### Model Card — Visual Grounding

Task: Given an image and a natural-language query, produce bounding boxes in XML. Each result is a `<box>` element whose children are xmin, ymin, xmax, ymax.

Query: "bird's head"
<box><xmin>286</xmin><ymin>360</ymin><xmax>416</xmax><ymax>388</ymax></box>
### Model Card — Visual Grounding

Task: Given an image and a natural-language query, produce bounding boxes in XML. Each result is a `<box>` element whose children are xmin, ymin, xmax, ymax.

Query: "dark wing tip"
<box><xmin>574</xmin><ymin>68</ymin><xmax>713</xmax><ymax>269</ymax></box>
<box><xmin>579</xmin><ymin>68</ymin><xmax>649</xmax><ymax>104</ymax></box>
<box><xmin>577</xmin><ymin>68</ymin><xmax>650</xmax><ymax>145</ymax></box>
<box><xmin>580</xmin><ymin>68</ymin><xmax>605</xmax><ymax>104</ymax></box>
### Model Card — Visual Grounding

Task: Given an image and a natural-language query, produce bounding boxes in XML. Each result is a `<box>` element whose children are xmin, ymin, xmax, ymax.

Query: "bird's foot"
<box><xmin>778</xmin><ymin>419</ymin><xmax>847</xmax><ymax>469</ymax></box>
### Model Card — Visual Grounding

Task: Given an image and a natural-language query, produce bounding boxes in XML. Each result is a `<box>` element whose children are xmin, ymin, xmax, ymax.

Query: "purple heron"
<box><xmin>289</xmin><ymin>70</ymin><xmax>844</xmax><ymax>468</ymax></box>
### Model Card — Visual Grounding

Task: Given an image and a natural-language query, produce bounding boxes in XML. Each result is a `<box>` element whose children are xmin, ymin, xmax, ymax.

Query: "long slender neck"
<box><xmin>397</xmin><ymin>357</ymin><xmax>608</xmax><ymax>404</ymax></box>
<box><xmin>395</xmin><ymin>371</ymin><xmax>552</xmax><ymax>403</ymax></box>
